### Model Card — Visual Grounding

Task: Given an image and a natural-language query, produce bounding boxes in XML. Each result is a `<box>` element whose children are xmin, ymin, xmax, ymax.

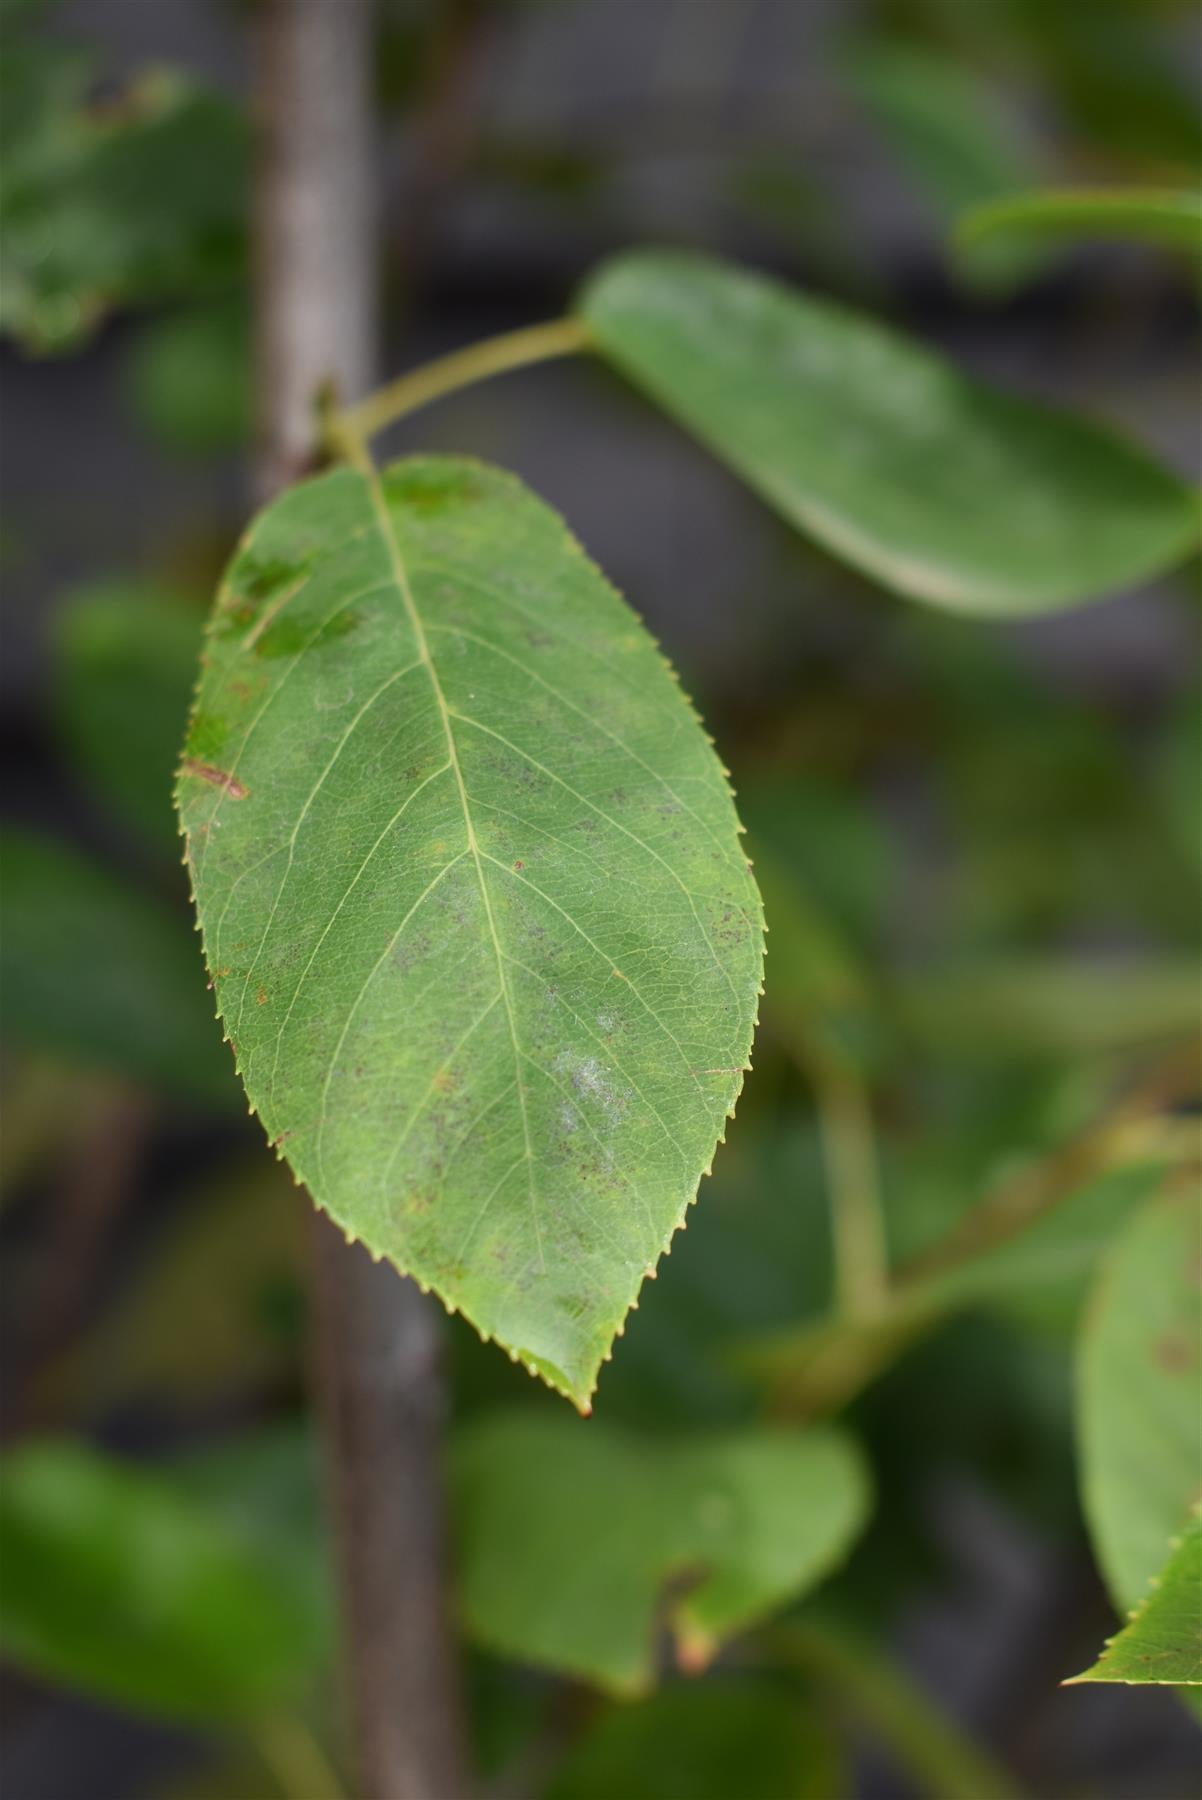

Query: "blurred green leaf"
<box><xmin>544</xmin><ymin>1679</ymin><xmax>844</xmax><ymax>1800</ymax></box>
<box><xmin>54</xmin><ymin>579</ymin><xmax>202</xmax><ymax>855</ymax></box>
<box><xmin>739</xmin><ymin>774</ymin><xmax>895</xmax><ymax>954</ymax></box>
<box><xmin>579</xmin><ymin>249</ymin><xmax>1200</xmax><ymax>615</ymax></box>
<box><xmin>891</xmin><ymin>0</ymin><xmax>1202</xmax><ymax>171</ymax></box>
<box><xmin>0</xmin><ymin>830</ymin><xmax>232</xmax><ymax>1104</ymax></box>
<box><xmin>453</xmin><ymin>1410</ymin><xmax>870</xmax><ymax>1692</ymax></box>
<box><xmin>753</xmin><ymin>852</ymin><xmax>881</xmax><ymax>1076</ymax></box>
<box><xmin>124</xmin><ymin>297</ymin><xmax>251</xmax><ymax>454</ymax></box>
<box><xmin>1077</xmin><ymin>1186</ymin><xmax>1202</xmax><ymax>1611</ymax></box>
<box><xmin>48</xmin><ymin>1159</ymin><xmax>304</xmax><ymax>1416</ymax></box>
<box><xmin>0</xmin><ymin>1435</ymin><xmax>325</xmax><ymax>1723</ymax></box>
<box><xmin>0</xmin><ymin>22</ymin><xmax>247</xmax><ymax>355</ymax></box>
<box><xmin>1070</xmin><ymin>1513</ymin><xmax>1202</xmax><ymax>1686</ymax></box>
<box><xmin>893</xmin><ymin>609</ymin><xmax>1200</xmax><ymax>944</ymax></box>
<box><xmin>1160</xmin><ymin>683</ymin><xmax>1202</xmax><ymax>881</ymax></box>
<box><xmin>166</xmin><ymin>1427</ymin><xmax>330</xmax><ymax>1638</ymax></box>
<box><xmin>1027</xmin><ymin>6</ymin><xmax>1202</xmax><ymax>174</ymax></box>
<box><xmin>846</xmin><ymin>39</ymin><xmax>1041</xmax><ymax>276</ymax></box>
<box><xmin>956</xmin><ymin>187</ymin><xmax>1202</xmax><ymax>277</ymax></box>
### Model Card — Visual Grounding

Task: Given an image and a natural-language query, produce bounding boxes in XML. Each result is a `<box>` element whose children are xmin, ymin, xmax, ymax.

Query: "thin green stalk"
<box><xmin>795</xmin><ymin>1040</ymin><xmax>888</xmax><ymax>1319</ymax></box>
<box><xmin>770</xmin><ymin>1622</ymin><xmax>1025</xmax><ymax>1800</ymax></box>
<box><xmin>256</xmin><ymin>1714</ymin><xmax>347</xmax><ymax>1800</ymax></box>
<box><xmin>892</xmin><ymin>1039</ymin><xmax>1201</xmax><ymax>1291</ymax></box>
<box><xmin>751</xmin><ymin>1040</ymin><xmax>1201</xmax><ymax>1419</ymax></box>
<box><xmin>338</xmin><ymin>316</ymin><xmax>593</xmax><ymax>442</ymax></box>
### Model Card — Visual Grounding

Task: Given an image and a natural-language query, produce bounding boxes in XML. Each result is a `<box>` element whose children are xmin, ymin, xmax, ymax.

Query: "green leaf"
<box><xmin>0</xmin><ymin>1436</ymin><xmax>325</xmax><ymax>1723</ymax></box>
<box><xmin>1070</xmin><ymin>1514</ymin><xmax>1202</xmax><ymax>1686</ymax></box>
<box><xmin>0</xmin><ymin>830</ymin><xmax>232</xmax><ymax>1105</ymax></box>
<box><xmin>578</xmin><ymin>249</ymin><xmax>1200</xmax><ymax>615</ymax></box>
<box><xmin>956</xmin><ymin>187</ymin><xmax>1202</xmax><ymax>269</ymax></box>
<box><xmin>753</xmin><ymin>850</ymin><xmax>881</xmax><ymax>1076</ymax></box>
<box><xmin>544</xmin><ymin>1679</ymin><xmax>844</xmax><ymax>1800</ymax></box>
<box><xmin>845</xmin><ymin>41</ymin><xmax>1038</xmax><ymax>227</ymax></box>
<box><xmin>453</xmin><ymin>1410</ymin><xmax>870</xmax><ymax>1692</ymax></box>
<box><xmin>1077</xmin><ymin>1187</ymin><xmax>1202</xmax><ymax>1612</ymax></box>
<box><xmin>54</xmin><ymin>579</ymin><xmax>203</xmax><ymax>854</ymax></box>
<box><xmin>178</xmin><ymin>456</ymin><xmax>763</xmax><ymax>1407</ymax></box>
<box><xmin>49</xmin><ymin>1159</ymin><xmax>303</xmax><ymax>1415</ymax></box>
<box><xmin>1161</xmin><ymin>683</ymin><xmax>1202</xmax><ymax>882</ymax></box>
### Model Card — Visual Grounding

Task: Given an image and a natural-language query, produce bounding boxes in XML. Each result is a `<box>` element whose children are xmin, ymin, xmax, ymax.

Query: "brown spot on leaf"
<box><xmin>1154</xmin><ymin>1332</ymin><xmax>1194</xmax><ymax>1373</ymax></box>
<box><xmin>181</xmin><ymin>759</ymin><xmax>248</xmax><ymax>799</ymax></box>
<box><xmin>256</xmin><ymin>987</ymin><xmax>269</xmax><ymax>1007</ymax></box>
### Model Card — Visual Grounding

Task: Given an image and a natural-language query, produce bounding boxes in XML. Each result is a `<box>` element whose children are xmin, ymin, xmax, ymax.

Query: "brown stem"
<box><xmin>254</xmin><ymin>0</ymin><xmax>377</xmax><ymax>500</ymax></box>
<box><xmin>308</xmin><ymin>1219</ymin><xmax>471</xmax><ymax>1798</ymax></box>
<box><xmin>254</xmin><ymin>5</ymin><xmax>470</xmax><ymax>1795</ymax></box>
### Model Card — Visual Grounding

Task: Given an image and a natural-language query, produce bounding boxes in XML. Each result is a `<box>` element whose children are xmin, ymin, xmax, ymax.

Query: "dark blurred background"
<box><xmin>1</xmin><ymin>1</ymin><xmax>1200</xmax><ymax>1796</ymax></box>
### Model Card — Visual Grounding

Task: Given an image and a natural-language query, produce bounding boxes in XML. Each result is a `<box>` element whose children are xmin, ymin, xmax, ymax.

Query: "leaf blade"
<box><xmin>578</xmin><ymin>248</ymin><xmax>1200</xmax><ymax>615</ymax></box>
<box><xmin>0</xmin><ymin>1437</ymin><xmax>325</xmax><ymax>1724</ymax></box>
<box><xmin>452</xmin><ymin>1411</ymin><xmax>870</xmax><ymax>1693</ymax></box>
<box><xmin>0</xmin><ymin>829</ymin><xmax>231</xmax><ymax>1105</ymax></box>
<box><xmin>178</xmin><ymin>456</ymin><xmax>763</xmax><ymax>1405</ymax></box>
<box><xmin>956</xmin><ymin>187</ymin><xmax>1202</xmax><ymax>263</ymax></box>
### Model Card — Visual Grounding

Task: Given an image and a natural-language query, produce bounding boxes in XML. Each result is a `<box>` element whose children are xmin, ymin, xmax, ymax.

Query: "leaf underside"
<box><xmin>579</xmin><ymin>249</ymin><xmax>1200</xmax><ymax>615</ymax></box>
<box><xmin>178</xmin><ymin>456</ymin><xmax>763</xmax><ymax>1406</ymax></box>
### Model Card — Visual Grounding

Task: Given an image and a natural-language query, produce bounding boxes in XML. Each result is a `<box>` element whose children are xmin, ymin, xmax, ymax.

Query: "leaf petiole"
<box><xmin>334</xmin><ymin>316</ymin><xmax>593</xmax><ymax>446</ymax></box>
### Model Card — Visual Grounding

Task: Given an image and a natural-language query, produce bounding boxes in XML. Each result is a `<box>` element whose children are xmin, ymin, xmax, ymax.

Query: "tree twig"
<box><xmin>254</xmin><ymin>5</ymin><xmax>470</xmax><ymax>1795</ymax></box>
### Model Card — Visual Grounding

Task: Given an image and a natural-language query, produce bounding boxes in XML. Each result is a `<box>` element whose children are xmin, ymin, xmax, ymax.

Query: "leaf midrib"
<box><xmin>359</xmin><ymin>462</ymin><xmax>546</xmax><ymax>1275</ymax></box>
